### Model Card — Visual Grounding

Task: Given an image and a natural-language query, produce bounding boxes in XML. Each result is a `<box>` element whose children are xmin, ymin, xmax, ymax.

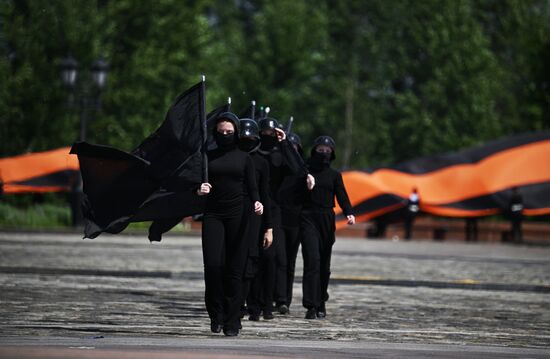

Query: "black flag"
<box><xmin>70</xmin><ymin>81</ymin><xmax>207</xmax><ymax>239</ymax></box>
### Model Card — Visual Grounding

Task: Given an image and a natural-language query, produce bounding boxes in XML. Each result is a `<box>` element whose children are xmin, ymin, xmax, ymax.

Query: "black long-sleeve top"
<box><xmin>260</xmin><ymin>140</ymin><xmax>307</xmax><ymax>206</ymax></box>
<box><xmin>205</xmin><ymin>147</ymin><xmax>259</xmax><ymax>216</ymax></box>
<box><xmin>302</xmin><ymin>163</ymin><xmax>353</xmax><ymax>216</ymax></box>
<box><xmin>248</xmin><ymin>151</ymin><xmax>272</xmax><ymax>230</ymax></box>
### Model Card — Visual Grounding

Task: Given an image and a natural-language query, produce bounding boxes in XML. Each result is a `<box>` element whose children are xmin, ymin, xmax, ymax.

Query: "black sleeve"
<box><xmin>280</xmin><ymin>140</ymin><xmax>308</xmax><ymax>177</ymax></box>
<box><xmin>334</xmin><ymin>171</ymin><xmax>353</xmax><ymax>216</ymax></box>
<box><xmin>260</xmin><ymin>160</ymin><xmax>273</xmax><ymax>230</ymax></box>
<box><xmin>245</xmin><ymin>155</ymin><xmax>260</xmax><ymax>203</ymax></box>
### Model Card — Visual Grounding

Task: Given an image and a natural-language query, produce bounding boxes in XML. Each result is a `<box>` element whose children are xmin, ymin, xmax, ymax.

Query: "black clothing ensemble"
<box><xmin>241</xmin><ymin>151</ymin><xmax>271</xmax><ymax>314</ymax></box>
<box><xmin>507</xmin><ymin>193</ymin><xmax>524</xmax><ymax>243</ymax></box>
<box><xmin>404</xmin><ymin>194</ymin><xmax>420</xmax><ymax>240</ymax></box>
<box><xmin>278</xmin><ymin>172</ymin><xmax>305</xmax><ymax>308</ymax></box>
<box><xmin>201</xmin><ymin>145</ymin><xmax>259</xmax><ymax>332</ymax></box>
<box><xmin>250</xmin><ymin>140</ymin><xmax>306</xmax><ymax>315</ymax></box>
<box><xmin>300</xmin><ymin>159</ymin><xmax>352</xmax><ymax>311</ymax></box>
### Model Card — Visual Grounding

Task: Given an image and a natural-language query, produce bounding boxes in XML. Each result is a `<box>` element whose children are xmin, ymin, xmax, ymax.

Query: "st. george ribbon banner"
<box><xmin>335</xmin><ymin>132</ymin><xmax>550</xmax><ymax>228</ymax></box>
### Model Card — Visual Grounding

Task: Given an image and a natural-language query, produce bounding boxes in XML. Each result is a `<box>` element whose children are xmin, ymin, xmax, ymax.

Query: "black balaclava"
<box><xmin>259</xmin><ymin>134</ymin><xmax>278</xmax><ymax>151</ymax></box>
<box><xmin>310</xmin><ymin>149</ymin><xmax>332</xmax><ymax>169</ymax></box>
<box><xmin>239</xmin><ymin>137</ymin><xmax>260</xmax><ymax>153</ymax></box>
<box><xmin>213</xmin><ymin>112</ymin><xmax>240</xmax><ymax>150</ymax></box>
<box><xmin>214</xmin><ymin>131</ymin><xmax>236</xmax><ymax>149</ymax></box>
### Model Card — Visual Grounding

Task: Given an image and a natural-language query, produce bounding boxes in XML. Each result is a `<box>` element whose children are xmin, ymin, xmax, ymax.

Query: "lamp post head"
<box><xmin>60</xmin><ymin>56</ymin><xmax>79</xmax><ymax>88</ymax></box>
<box><xmin>91</xmin><ymin>57</ymin><xmax>109</xmax><ymax>90</ymax></box>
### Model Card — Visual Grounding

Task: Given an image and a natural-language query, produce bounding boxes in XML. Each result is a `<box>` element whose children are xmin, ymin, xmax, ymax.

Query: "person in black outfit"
<box><xmin>507</xmin><ymin>186</ymin><xmax>524</xmax><ymax>243</ymax></box>
<box><xmin>197</xmin><ymin>112</ymin><xmax>263</xmax><ymax>337</ymax></box>
<box><xmin>404</xmin><ymin>187</ymin><xmax>420</xmax><ymax>240</ymax></box>
<box><xmin>250</xmin><ymin>117</ymin><xmax>310</xmax><ymax>320</ymax></box>
<box><xmin>465</xmin><ymin>217</ymin><xmax>478</xmax><ymax>241</ymax></box>
<box><xmin>301</xmin><ymin>136</ymin><xmax>355</xmax><ymax>319</ymax></box>
<box><xmin>277</xmin><ymin>132</ymin><xmax>305</xmax><ymax>313</ymax></box>
<box><xmin>237</xmin><ymin>118</ymin><xmax>273</xmax><ymax>321</ymax></box>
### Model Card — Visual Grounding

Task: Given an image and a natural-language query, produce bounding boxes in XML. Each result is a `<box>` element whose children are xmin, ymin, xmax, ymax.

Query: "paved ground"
<box><xmin>0</xmin><ymin>232</ymin><xmax>549</xmax><ymax>358</ymax></box>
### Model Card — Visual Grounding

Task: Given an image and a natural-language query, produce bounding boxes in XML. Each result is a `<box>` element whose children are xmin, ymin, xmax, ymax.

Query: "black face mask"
<box><xmin>238</xmin><ymin>138</ymin><xmax>259</xmax><ymax>153</ymax></box>
<box><xmin>259</xmin><ymin>134</ymin><xmax>278</xmax><ymax>151</ymax></box>
<box><xmin>214</xmin><ymin>132</ymin><xmax>235</xmax><ymax>149</ymax></box>
<box><xmin>311</xmin><ymin>151</ymin><xmax>331</xmax><ymax>168</ymax></box>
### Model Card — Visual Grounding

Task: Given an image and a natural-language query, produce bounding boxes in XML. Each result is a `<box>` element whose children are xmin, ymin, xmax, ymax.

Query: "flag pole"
<box><xmin>200</xmin><ymin>75</ymin><xmax>208</xmax><ymax>183</ymax></box>
<box><xmin>286</xmin><ymin>116</ymin><xmax>294</xmax><ymax>135</ymax></box>
<box><xmin>227</xmin><ymin>97</ymin><xmax>232</xmax><ymax>111</ymax></box>
<box><xmin>251</xmin><ymin>100</ymin><xmax>256</xmax><ymax>121</ymax></box>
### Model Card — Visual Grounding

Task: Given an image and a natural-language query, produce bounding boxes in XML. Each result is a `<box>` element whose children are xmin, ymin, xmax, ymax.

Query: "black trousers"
<box><xmin>300</xmin><ymin>209</ymin><xmax>335</xmax><ymax>309</ymax></box>
<box><xmin>404</xmin><ymin>214</ymin><xmax>415</xmax><ymax>240</ymax></box>
<box><xmin>282</xmin><ymin>225</ymin><xmax>300</xmax><ymax>307</ymax></box>
<box><xmin>248</xmin><ymin>205</ymin><xmax>283</xmax><ymax>314</ymax></box>
<box><xmin>241</xmin><ymin>200</ymin><xmax>262</xmax><ymax>309</ymax></box>
<box><xmin>511</xmin><ymin>219</ymin><xmax>523</xmax><ymax>243</ymax></box>
<box><xmin>274</xmin><ymin>222</ymin><xmax>288</xmax><ymax>305</ymax></box>
<box><xmin>202</xmin><ymin>206</ymin><xmax>248</xmax><ymax>331</ymax></box>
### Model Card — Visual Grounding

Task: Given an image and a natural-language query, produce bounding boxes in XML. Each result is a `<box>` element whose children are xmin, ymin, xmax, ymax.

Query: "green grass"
<box><xmin>0</xmin><ymin>200</ymin><xmax>194</xmax><ymax>233</ymax></box>
<box><xmin>0</xmin><ymin>201</ymin><xmax>71</xmax><ymax>228</ymax></box>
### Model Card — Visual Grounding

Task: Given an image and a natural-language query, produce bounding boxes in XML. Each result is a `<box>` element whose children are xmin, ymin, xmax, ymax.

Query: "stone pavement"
<box><xmin>0</xmin><ymin>232</ymin><xmax>549</xmax><ymax>358</ymax></box>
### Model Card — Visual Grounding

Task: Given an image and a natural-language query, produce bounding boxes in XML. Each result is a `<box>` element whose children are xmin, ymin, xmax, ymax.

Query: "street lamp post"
<box><xmin>59</xmin><ymin>55</ymin><xmax>109</xmax><ymax>141</ymax></box>
<box><xmin>59</xmin><ymin>55</ymin><xmax>109</xmax><ymax>227</ymax></box>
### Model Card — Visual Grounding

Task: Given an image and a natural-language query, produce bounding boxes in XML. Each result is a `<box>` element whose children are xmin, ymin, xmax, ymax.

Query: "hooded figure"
<box><xmin>300</xmin><ymin>135</ymin><xmax>355</xmax><ymax>320</ymax></box>
<box><xmin>248</xmin><ymin>117</ymin><xmax>308</xmax><ymax>319</ymax></box>
<box><xmin>276</xmin><ymin>131</ymin><xmax>306</xmax><ymax>312</ymax></box>
<box><xmin>238</xmin><ymin>118</ymin><xmax>273</xmax><ymax>320</ymax></box>
<box><xmin>196</xmin><ymin>111</ymin><xmax>263</xmax><ymax>336</ymax></box>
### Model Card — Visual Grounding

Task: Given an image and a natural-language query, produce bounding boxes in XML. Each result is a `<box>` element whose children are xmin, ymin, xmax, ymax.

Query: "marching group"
<box><xmin>196</xmin><ymin>112</ymin><xmax>356</xmax><ymax>336</ymax></box>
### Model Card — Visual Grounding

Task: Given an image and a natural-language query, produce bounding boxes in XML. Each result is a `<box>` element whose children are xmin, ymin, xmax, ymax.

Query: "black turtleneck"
<box><xmin>303</xmin><ymin>161</ymin><xmax>353</xmax><ymax>216</ymax></box>
<box><xmin>259</xmin><ymin>139</ymin><xmax>307</xmax><ymax>205</ymax></box>
<box><xmin>206</xmin><ymin>146</ymin><xmax>259</xmax><ymax>214</ymax></box>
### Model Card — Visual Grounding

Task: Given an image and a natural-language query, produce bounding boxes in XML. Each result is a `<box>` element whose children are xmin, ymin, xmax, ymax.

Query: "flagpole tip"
<box><xmin>201</xmin><ymin>75</ymin><xmax>206</xmax><ymax>82</ymax></box>
<box><xmin>228</xmin><ymin>97</ymin><xmax>232</xmax><ymax>104</ymax></box>
<box><xmin>265</xmin><ymin>107</ymin><xmax>271</xmax><ymax>114</ymax></box>
<box><xmin>252</xmin><ymin>100</ymin><xmax>256</xmax><ymax>106</ymax></box>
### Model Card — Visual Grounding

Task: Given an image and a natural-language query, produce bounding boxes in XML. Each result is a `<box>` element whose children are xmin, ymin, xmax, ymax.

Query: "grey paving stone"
<box><xmin>0</xmin><ymin>232</ymin><xmax>549</xmax><ymax>350</ymax></box>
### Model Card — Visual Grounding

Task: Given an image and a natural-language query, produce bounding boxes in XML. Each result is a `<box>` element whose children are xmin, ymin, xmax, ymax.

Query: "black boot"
<box><xmin>305</xmin><ymin>307</ymin><xmax>316</xmax><ymax>319</ymax></box>
<box><xmin>277</xmin><ymin>303</ymin><xmax>289</xmax><ymax>315</ymax></box>
<box><xmin>210</xmin><ymin>321</ymin><xmax>223</xmax><ymax>333</ymax></box>
<box><xmin>263</xmin><ymin>310</ymin><xmax>274</xmax><ymax>320</ymax></box>
<box><xmin>316</xmin><ymin>302</ymin><xmax>326</xmax><ymax>319</ymax></box>
<box><xmin>223</xmin><ymin>328</ymin><xmax>239</xmax><ymax>337</ymax></box>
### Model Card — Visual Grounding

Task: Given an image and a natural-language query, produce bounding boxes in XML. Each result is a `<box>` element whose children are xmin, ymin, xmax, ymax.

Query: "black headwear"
<box><xmin>239</xmin><ymin>118</ymin><xmax>259</xmax><ymax>139</ymax></box>
<box><xmin>287</xmin><ymin>132</ymin><xmax>302</xmax><ymax>149</ymax></box>
<box><xmin>287</xmin><ymin>132</ymin><xmax>304</xmax><ymax>157</ymax></box>
<box><xmin>258</xmin><ymin>117</ymin><xmax>279</xmax><ymax>132</ymax></box>
<box><xmin>238</xmin><ymin>118</ymin><xmax>260</xmax><ymax>152</ymax></box>
<box><xmin>214</xmin><ymin>112</ymin><xmax>240</xmax><ymax>142</ymax></box>
<box><xmin>311</xmin><ymin>135</ymin><xmax>336</xmax><ymax>160</ymax></box>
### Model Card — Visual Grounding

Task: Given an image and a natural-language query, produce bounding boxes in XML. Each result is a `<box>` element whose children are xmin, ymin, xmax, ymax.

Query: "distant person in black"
<box><xmin>465</xmin><ymin>217</ymin><xmax>478</xmax><ymax>241</ymax></box>
<box><xmin>196</xmin><ymin>112</ymin><xmax>263</xmax><ymax>337</ymax></box>
<box><xmin>250</xmin><ymin>117</ymin><xmax>309</xmax><ymax>320</ymax></box>
<box><xmin>277</xmin><ymin>132</ymin><xmax>305</xmax><ymax>313</ymax></box>
<box><xmin>237</xmin><ymin>118</ymin><xmax>273</xmax><ymax>321</ymax></box>
<box><xmin>507</xmin><ymin>186</ymin><xmax>524</xmax><ymax>243</ymax></box>
<box><xmin>301</xmin><ymin>136</ymin><xmax>355</xmax><ymax>319</ymax></box>
<box><xmin>404</xmin><ymin>187</ymin><xmax>420</xmax><ymax>240</ymax></box>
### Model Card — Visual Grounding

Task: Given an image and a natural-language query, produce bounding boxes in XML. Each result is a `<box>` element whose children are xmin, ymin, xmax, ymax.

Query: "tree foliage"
<box><xmin>1</xmin><ymin>0</ymin><xmax>549</xmax><ymax>168</ymax></box>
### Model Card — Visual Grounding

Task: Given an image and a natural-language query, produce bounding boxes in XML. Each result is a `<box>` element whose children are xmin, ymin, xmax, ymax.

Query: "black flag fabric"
<box><xmin>70</xmin><ymin>81</ymin><xmax>207</xmax><ymax>239</ymax></box>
